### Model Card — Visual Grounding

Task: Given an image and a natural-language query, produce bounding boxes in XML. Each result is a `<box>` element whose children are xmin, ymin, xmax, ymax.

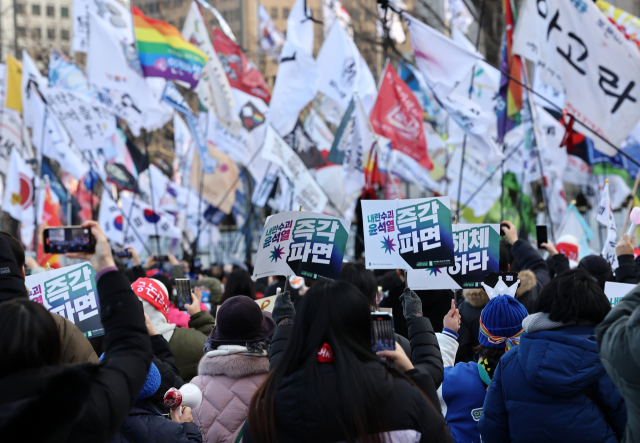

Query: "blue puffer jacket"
<box><xmin>478</xmin><ymin>325</ymin><xmax>626</xmax><ymax>443</ymax></box>
<box><xmin>112</xmin><ymin>402</ymin><xmax>202</xmax><ymax>443</ymax></box>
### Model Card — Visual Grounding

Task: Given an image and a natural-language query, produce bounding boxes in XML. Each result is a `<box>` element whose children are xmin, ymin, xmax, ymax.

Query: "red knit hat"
<box><xmin>132</xmin><ymin>278</ymin><xmax>170</xmax><ymax>321</ymax></box>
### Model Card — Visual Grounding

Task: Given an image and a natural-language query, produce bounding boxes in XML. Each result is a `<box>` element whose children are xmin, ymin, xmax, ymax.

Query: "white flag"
<box><xmin>445</xmin><ymin>0</ymin><xmax>474</xmax><ymax>33</ymax></box>
<box><xmin>258</xmin><ymin>4</ymin><xmax>285</xmax><ymax>57</ymax></box>
<box><xmin>323</xmin><ymin>0</ymin><xmax>353</xmax><ymax>37</ymax></box>
<box><xmin>261</xmin><ymin>125</ymin><xmax>328</xmax><ymax>212</ymax></box>
<box><xmin>120</xmin><ymin>196</ymin><xmax>182</xmax><ymax>240</ymax></box>
<box><xmin>513</xmin><ymin>0</ymin><xmax>640</xmax><ymax>156</ymax></box>
<box><xmin>268</xmin><ymin>0</ymin><xmax>318</xmax><ymax>135</ymax></box>
<box><xmin>72</xmin><ymin>0</ymin><xmax>134</xmax><ymax>53</ymax></box>
<box><xmin>21</xmin><ymin>51</ymin><xmax>47</xmax><ymax>130</ymax></box>
<box><xmin>547</xmin><ymin>174</ymin><xmax>567</xmax><ymax>230</ymax></box>
<box><xmin>377</xmin><ymin>1</ymin><xmax>406</xmax><ymax>44</ymax></box>
<box><xmin>2</xmin><ymin>149</ymin><xmax>36</xmax><ymax>245</ymax></box>
<box><xmin>596</xmin><ymin>181</ymin><xmax>618</xmax><ymax>270</ymax></box>
<box><xmin>98</xmin><ymin>188</ymin><xmax>125</xmax><ymax>245</ymax></box>
<box><xmin>0</xmin><ymin>109</ymin><xmax>29</xmax><ymax>175</ymax></box>
<box><xmin>317</xmin><ymin>23</ymin><xmax>377</xmax><ymax>115</ymax></box>
<box><xmin>183</xmin><ymin>1</ymin><xmax>240</xmax><ymax>135</ymax></box>
<box><xmin>342</xmin><ymin>96</ymin><xmax>375</xmax><ymax>196</ymax></box>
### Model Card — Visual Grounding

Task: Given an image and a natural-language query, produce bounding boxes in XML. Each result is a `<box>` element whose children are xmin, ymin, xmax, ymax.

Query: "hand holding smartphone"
<box><xmin>175</xmin><ymin>278</ymin><xmax>191</xmax><ymax>311</ymax></box>
<box><xmin>536</xmin><ymin>225</ymin><xmax>548</xmax><ymax>250</ymax></box>
<box><xmin>371</xmin><ymin>312</ymin><xmax>395</xmax><ymax>354</ymax></box>
<box><xmin>43</xmin><ymin>226</ymin><xmax>96</xmax><ymax>254</ymax></box>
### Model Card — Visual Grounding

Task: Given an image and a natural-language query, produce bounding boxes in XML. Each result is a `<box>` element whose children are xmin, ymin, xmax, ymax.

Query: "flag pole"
<box><xmin>143</xmin><ymin>130</ymin><xmax>162</xmax><ymax>256</ymax></box>
<box><xmin>455</xmin><ymin>0</ymin><xmax>486</xmax><ymax>222</ymax></box>
<box><xmin>621</xmin><ymin>172</ymin><xmax>640</xmax><ymax>234</ymax></box>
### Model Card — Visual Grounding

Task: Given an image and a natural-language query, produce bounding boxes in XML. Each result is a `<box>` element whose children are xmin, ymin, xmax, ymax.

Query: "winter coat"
<box><xmin>191</xmin><ymin>348</ymin><xmax>270</xmax><ymax>443</ymax></box>
<box><xmin>0</xmin><ymin>270</ymin><xmax>153</xmax><ymax>443</ymax></box>
<box><xmin>52</xmin><ymin>310</ymin><xmax>100</xmax><ymax>364</ymax></box>
<box><xmin>478</xmin><ymin>325</ymin><xmax>627</xmax><ymax>443</ymax></box>
<box><xmin>240</xmin><ymin>360</ymin><xmax>453</xmax><ymax>443</ymax></box>
<box><xmin>169</xmin><ymin>311</ymin><xmax>217</xmax><ymax>382</ymax></box>
<box><xmin>149</xmin><ymin>334</ymin><xmax>185</xmax><ymax>414</ymax></box>
<box><xmin>546</xmin><ymin>253</ymin><xmax>570</xmax><ymax>279</ymax></box>
<box><xmin>112</xmin><ymin>402</ymin><xmax>202</xmax><ymax>443</ymax></box>
<box><xmin>507</xmin><ymin>239</ymin><xmax>550</xmax><ymax>311</ymax></box>
<box><xmin>269</xmin><ymin>315</ymin><xmax>445</xmax><ymax>390</ymax></box>
<box><xmin>436</xmin><ymin>331</ymin><xmax>485</xmax><ymax>443</ymax></box>
<box><xmin>597</xmin><ymin>283</ymin><xmax>640</xmax><ymax>443</ymax></box>
<box><xmin>379</xmin><ymin>283</ymin><xmax>453</xmax><ymax>338</ymax></box>
<box><xmin>614</xmin><ymin>254</ymin><xmax>640</xmax><ymax>285</ymax></box>
<box><xmin>455</xmin><ymin>269</ymin><xmax>537</xmax><ymax>363</ymax></box>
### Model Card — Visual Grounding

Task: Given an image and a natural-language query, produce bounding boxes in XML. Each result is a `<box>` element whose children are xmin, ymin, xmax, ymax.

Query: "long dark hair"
<box><xmin>339</xmin><ymin>262</ymin><xmax>379</xmax><ymax>307</ymax></box>
<box><xmin>0</xmin><ymin>299</ymin><xmax>61</xmax><ymax>378</ymax></box>
<box><xmin>222</xmin><ymin>269</ymin><xmax>256</xmax><ymax>302</ymax></box>
<box><xmin>248</xmin><ymin>281</ymin><xmax>391</xmax><ymax>443</ymax></box>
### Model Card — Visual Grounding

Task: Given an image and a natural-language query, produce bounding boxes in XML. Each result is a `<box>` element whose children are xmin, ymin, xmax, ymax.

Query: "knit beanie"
<box><xmin>479</xmin><ymin>295</ymin><xmax>528</xmax><ymax>350</ymax></box>
<box><xmin>132</xmin><ymin>278</ymin><xmax>170</xmax><ymax>321</ymax></box>
<box><xmin>137</xmin><ymin>362</ymin><xmax>161</xmax><ymax>400</ymax></box>
<box><xmin>578</xmin><ymin>255</ymin><xmax>612</xmax><ymax>289</ymax></box>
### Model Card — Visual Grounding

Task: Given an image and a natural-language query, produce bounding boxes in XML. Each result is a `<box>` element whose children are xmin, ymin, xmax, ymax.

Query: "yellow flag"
<box><xmin>6</xmin><ymin>55</ymin><xmax>23</xmax><ymax>113</ymax></box>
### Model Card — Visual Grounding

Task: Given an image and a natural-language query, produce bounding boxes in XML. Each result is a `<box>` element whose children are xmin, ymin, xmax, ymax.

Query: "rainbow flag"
<box><xmin>497</xmin><ymin>0</ymin><xmax>523</xmax><ymax>143</ymax></box>
<box><xmin>132</xmin><ymin>6</ymin><xmax>207</xmax><ymax>89</ymax></box>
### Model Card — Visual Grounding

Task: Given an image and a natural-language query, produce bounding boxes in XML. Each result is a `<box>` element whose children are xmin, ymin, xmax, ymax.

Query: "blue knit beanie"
<box><xmin>479</xmin><ymin>295</ymin><xmax>528</xmax><ymax>350</ymax></box>
<box><xmin>137</xmin><ymin>362</ymin><xmax>161</xmax><ymax>400</ymax></box>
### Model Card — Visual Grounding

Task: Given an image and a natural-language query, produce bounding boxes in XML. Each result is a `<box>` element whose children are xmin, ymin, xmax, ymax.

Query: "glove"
<box><xmin>272</xmin><ymin>290</ymin><xmax>295</xmax><ymax>326</ymax></box>
<box><xmin>399</xmin><ymin>288</ymin><xmax>423</xmax><ymax>319</ymax></box>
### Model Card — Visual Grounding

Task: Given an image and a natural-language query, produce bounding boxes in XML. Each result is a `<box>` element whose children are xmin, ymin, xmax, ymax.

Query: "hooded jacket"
<box><xmin>240</xmin><ymin>361</ymin><xmax>453</xmax><ymax>443</ymax></box>
<box><xmin>191</xmin><ymin>347</ymin><xmax>270</xmax><ymax>443</ymax></box>
<box><xmin>0</xmin><ymin>270</ymin><xmax>152</xmax><ymax>442</ymax></box>
<box><xmin>478</xmin><ymin>325</ymin><xmax>627</xmax><ymax>443</ymax></box>
<box><xmin>455</xmin><ymin>270</ymin><xmax>536</xmax><ymax>363</ymax></box>
<box><xmin>597</xmin><ymin>283</ymin><xmax>640</xmax><ymax>443</ymax></box>
<box><xmin>111</xmin><ymin>402</ymin><xmax>202</xmax><ymax>443</ymax></box>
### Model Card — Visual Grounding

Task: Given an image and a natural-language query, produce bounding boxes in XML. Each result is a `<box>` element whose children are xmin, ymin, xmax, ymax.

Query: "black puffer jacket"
<box><xmin>112</xmin><ymin>403</ymin><xmax>202</xmax><ymax>443</ymax></box>
<box><xmin>508</xmin><ymin>239</ymin><xmax>550</xmax><ymax>311</ymax></box>
<box><xmin>241</xmin><ymin>361</ymin><xmax>452</xmax><ymax>443</ymax></box>
<box><xmin>0</xmin><ymin>271</ymin><xmax>152</xmax><ymax>442</ymax></box>
<box><xmin>615</xmin><ymin>254</ymin><xmax>640</xmax><ymax>284</ymax></box>
<box><xmin>148</xmin><ymin>334</ymin><xmax>185</xmax><ymax>414</ymax></box>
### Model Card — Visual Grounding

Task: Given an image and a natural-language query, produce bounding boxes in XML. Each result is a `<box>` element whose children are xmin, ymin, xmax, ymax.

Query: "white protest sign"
<box><xmin>27</xmin><ymin>262</ymin><xmax>105</xmax><ymax>338</ymax></box>
<box><xmin>256</xmin><ymin>295</ymin><xmax>277</xmax><ymax>312</ymax></box>
<box><xmin>604</xmin><ymin>282</ymin><xmax>635</xmax><ymax>308</ymax></box>
<box><xmin>361</xmin><ymin>197</ymin><xmax>454</xmax><ymax>270</ymax></box>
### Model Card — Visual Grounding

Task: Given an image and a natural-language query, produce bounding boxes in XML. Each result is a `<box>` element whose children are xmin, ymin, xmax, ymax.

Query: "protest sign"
<box><xmin>253</xmin><ymin>211</ymin><xmax>350</xmax><ymax>281</ymax></box>
<box><xmin>361</xmin><ymin>197</ymin><xmax>454</xmax><ymax>270</ymax></box>
<box><xmin>27</xmin><ymin>262</ymin><xmax>104</xmax><ymax>338</ymax></box>
<box><xmin>256</xmin><ymin>295</ymin><xmax>277</xmax><ymax>313</ymax></box>
<box><xmin>407</xmin><ymin>224</ymin><xmax>500</xmax><ymax>290</ymax></box>
<box><xmin>604</xmin><ymin>282</ymin><xmax>635</xmax><ymax>308</ymax></box>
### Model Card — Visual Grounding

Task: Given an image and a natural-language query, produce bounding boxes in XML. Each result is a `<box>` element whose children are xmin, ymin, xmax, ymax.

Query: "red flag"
<box><xmin>37</xmin><ymin>184</ymin><xmax>62</xmax><ymax>268</ymax></box>
<box><xmin>370</xmin><ymin>64</ymin><xmax>431</xmax><ymax>170</ymax></box>
<box><xmin>213</xmin><ymin>29</ymin><xmax>271</xmax><ymax>103</ymax></box>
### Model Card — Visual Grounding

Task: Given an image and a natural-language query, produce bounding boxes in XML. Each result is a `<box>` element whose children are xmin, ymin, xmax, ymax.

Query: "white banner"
<box><xmin>513</xmin><ymin>0</ymin><xmax>640</xmax><ymax>156</ymax></box>
<box><xmin>72</xmin><ymin>0</ymin><xmax>134</xmax><ymax>52</ymax></box>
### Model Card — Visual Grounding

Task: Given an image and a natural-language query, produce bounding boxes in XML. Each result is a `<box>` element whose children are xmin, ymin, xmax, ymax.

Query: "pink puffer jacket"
<box><xmin>191</xmin><ymin>348</ymin><xmax>269</xmax><ymax>443</ymax></box>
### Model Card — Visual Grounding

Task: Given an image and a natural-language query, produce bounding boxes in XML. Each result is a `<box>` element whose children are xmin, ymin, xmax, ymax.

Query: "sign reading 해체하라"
<box><xmin>252</xmin><ymin>211</ymin><xmax>350</xmax><ymax>281</ymax></box>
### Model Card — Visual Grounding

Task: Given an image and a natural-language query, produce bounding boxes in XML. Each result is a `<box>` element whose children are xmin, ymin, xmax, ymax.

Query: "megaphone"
<box><xmin>164</xmin><ymin>383</ymin><xmax>203</xmax><ymax>410</ymax></box>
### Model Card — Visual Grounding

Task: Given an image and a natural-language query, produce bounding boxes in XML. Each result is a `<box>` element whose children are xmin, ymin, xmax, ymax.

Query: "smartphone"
<box><xmin>536</xmin><ymin>225</ymin><xmax>548</xmax><ymax>249</ymax></box>
<box><xmin>192</xmin><ymin>258</ymin><xmax>202</xmax><ymax>274</ymax></box>
<box><xmin>43</xmin><ymin>226</ymin><xmax>95</xmax><ymax>254</ymax></box>
<box><xmin>113</xmin><ymin>249</ymin><xmax>132</xmax><ymax>259</ymax></box>
<box><xmin>156</xmin><ymin>255</ymin><xmax>169</xmax><ymax>262</ymax></box>
<box><xmin>175</xmin><ymin>278</ymin><xmax>191</xmax><ymax>311</ymax></box>
<box><xmin>371</xmin><ymin>312</ymin><xmax>395</xmax><ymax>354</ymax></box>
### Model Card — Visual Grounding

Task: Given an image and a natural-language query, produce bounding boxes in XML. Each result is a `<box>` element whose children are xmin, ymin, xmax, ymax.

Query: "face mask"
<box><xmin>201</xmin><ymin>291</ymin><xmax>210</xmax><ymax>303</ymax></box>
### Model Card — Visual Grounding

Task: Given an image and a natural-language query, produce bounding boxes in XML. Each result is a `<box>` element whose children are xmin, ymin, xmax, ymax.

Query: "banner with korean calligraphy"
<box><xmin>252</xmin><ymin>211</ymin><xmax>350</xmax><ymax>281</ymax></box>
<box><xmin>361</xmin><ymin>197</ymin><xmax>454</xmax><ymax>270</ymax></box>
<box><xmin>512</xmin><ymin>0</ymin><xmax>640</xmax><ymax>156</ymax></box>
<box><xmin>406</xmin><ymin>223</ymin><xmax>500</xmax><ymax>290</ymax></box>
<box><xmin>26</xmin><ymin>262</ymin><xmax>105</xmax><ymax>338</ymax></box>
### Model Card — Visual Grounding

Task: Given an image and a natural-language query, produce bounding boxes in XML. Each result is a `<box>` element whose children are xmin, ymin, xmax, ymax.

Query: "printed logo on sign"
<box><xmin>240</xmin><ymin>101</ymin><xmax>265</xmax><ymax>131</ymax></box>
<box><xmin>471</xmin><ymin>408</ymin><xmax>483</xmax><ymax>421</ymax></box>
<box><xmin>341</xmin><ymin>57</ymin><xmax>357</xmax><ymax>88</ymax></box>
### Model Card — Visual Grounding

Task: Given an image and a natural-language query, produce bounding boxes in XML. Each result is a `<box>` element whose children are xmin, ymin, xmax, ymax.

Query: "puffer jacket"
<box><xmin>455</xmin><ymin>269</ymin><xmax>537</xmax><ymax>363</ymax></box>
<box><xmin>112</xmin><ymin>402</ymin><xmax>202</xmax><ymax>443</ymax></box>
<box><xmin>169</xmin><ymin>311</ymin><xmax>216</xmax><ymax>382</ymax></box>
<box><xmin>478</xmin><ymin>325</ymin><xmax>627</xmax><ymax>443</ymax></box>
<box><xmin>597</xmin><ymin>283</ymin><xmax>640</xmax><ymax>443</ymax></box>
<box><xmin>191</xmin><ymin>347</ymin><xmax>269</xmax><ymax>443</ymax></box>
<box><xmin>52</xmin><ymin>310</ymin><xmax>100</xmax><ymax>364</ymax></box>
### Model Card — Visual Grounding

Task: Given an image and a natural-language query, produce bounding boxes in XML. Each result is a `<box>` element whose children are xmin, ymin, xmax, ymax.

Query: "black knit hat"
<box><xmin>206</xmin><ymin>295</ymin><xmax>276</xmax><ymax>349</ymax></box>
<box><xmin>578</xmin><ymin>255</ymin><xmax>612</xmax><ymax>289</ymax></box>
<box><xmin>0</xmin><ymin>235</ymin><xmax>28</xmax><ymax>302</ymax></box>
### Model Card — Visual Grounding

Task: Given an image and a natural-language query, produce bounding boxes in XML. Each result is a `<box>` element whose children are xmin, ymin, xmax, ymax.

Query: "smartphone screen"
<box><xmin>371</xmin><ymin>312</ymin><xmax>395</xmax><ymax>353</ymax></box>
<box><xmin>175</xmin><ymin>278</ymin><xmax>191</xmax><ymax>311</ymax></box>
<box><xmin>536</xmin><ymin>225</ymin><xmax>548</xmax><ymax>249</ymax></box>
<box><xmin>43</xmin><ymin>227</ymin><xmax>95</xmax><ymax>254</ymax></box>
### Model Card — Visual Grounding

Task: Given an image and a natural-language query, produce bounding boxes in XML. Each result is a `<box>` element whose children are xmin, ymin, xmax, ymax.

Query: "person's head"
<box><xmin>499</xmin><ymin>240</ymin><xmax>513</xmax><ymax>272</ymax></box>
<box><xmin>222</xmin><ymin>269</ymin><xmax>256</xmax><ymax>301</ymax></box>
<box><xmin>578</xmin><ymin>255</ymin><xmax>613</xmax><ymax>289</ymax></box>
<box><xmin>204</xmin><ymin>295</ymin><xmax>276</xmax><ymax>353</ymax></box>
<box><xmin>137</xmin><ymin>362</ymin><xmax>161</xmax><ymax>401</ymax></box>
<box><xmin>132</xmin><ymin>278</ymin><xmax>171</xmax><ymax>325</ymax></box>
<box><xmin>211</xmin><ymin>264</ymin><xmax>224</xmax><ymax>280</ymax></box>
<box><xmin>339</xmin><ymin>262</ymin><xmax>378</xmax><ymax>307</ymax></box>
<box><xmin>195</xmin><ymin>277</ymin><xmax>223</xmax><ymax>305</ymax></box>
<box><xmin>0</xmin><ymin>234</ymin><xmax>28</xmax><ymax>300</ymax></box>
<box><xmin>0</xmin><ymin>231</ymin><xmax>25</xmax><ymax>274</ymax></box>
<box><xmin>0</xmin><ymin>298</ymin><xmax>61</xmax><ymax>378</ymax></box>
<box><xmin>249</xmin><ymin>281</ymin><xmax>394</xmax><ymax>443</ymax></box>
<box><xmin>479</xmin><ymin>294</ymin><xmax>528</xmax><ymax>352</ymax></box>
<box><xmin>535</xmin><ymin>268</ymin><xmax>610</xmax><ymax>325</ymax></box>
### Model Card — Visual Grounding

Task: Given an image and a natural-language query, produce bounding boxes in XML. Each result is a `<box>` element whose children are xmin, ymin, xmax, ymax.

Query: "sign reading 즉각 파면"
<box><xmin>26</xmin><ymin>262</ymin><xmax>104</xmax><ymax>338</ymax></box>
<box><xmin>252</xmin><ymin>211</ymin><xmax>350</xmax><ymax>281</ymax></box>
<box><xmin>361</xmin><ymin>197</ymin><xmax>454</xmax><ymax>270</ymax></box>
<box><xmin>407</xmin><ymin>224</ymin><xmax>500</xmax><ymax>290</ymax></box>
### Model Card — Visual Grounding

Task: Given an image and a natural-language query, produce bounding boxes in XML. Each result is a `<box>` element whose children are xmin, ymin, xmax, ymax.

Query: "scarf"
<box><xmin>478</xmin><ymin>317</ymin><xmax>523</xmax><ymax>351</ymax></box>
<box><xmin>522</xmin><ymin>312</ymin><xmax>572</xmax><ymax>333</ymax></box>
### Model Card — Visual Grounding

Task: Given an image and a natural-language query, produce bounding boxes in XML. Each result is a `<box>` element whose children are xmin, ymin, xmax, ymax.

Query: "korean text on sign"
<box><xmin>449</xmin><ymin>226</ymin><xmax>491</xmax><ymax>276</ymax></box>
<box><xmin>396</xmin><ymin>201</ymin><xmax>441</xmax><ymax>254</ymax></box>
<box><xmin>367</xmin><ymin>210</ymin><xmax>395</xmax><ymax>236</ymax></box>
<box><xmin>263</xmin><ymin>220</ymin><xmax>292</xmax><ymax>248</ymax></box>
<box><xmin>44</xmin><ymin>265</ymin><xmax>99</xmax><ymax>324</ymax></box>
<box><xmin>288</xmin><ymin>218</ymin><xmax>339</xmax><ymax>264</ymax></box>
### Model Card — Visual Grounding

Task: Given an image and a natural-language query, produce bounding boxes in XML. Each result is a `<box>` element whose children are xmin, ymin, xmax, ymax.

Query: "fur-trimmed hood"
<box><xmin>463</xmin><ymin>270</ymin><xmax>537</xmax><ymax>308</ymax></box>
<box><xmin>197</xmin><ymin>353</ymin><xmax>269</xmax><ymax>379</ymax></box>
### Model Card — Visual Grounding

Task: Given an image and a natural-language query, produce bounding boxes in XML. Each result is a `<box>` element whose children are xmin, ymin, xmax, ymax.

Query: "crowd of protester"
<box><xmin>0</xmin><ymin>218</ymin><xmax>639</xmax><ymax>442</ymax></box>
